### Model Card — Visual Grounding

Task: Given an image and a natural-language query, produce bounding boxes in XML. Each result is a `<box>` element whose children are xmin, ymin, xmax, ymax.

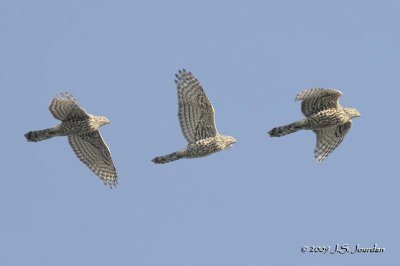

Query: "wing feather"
<box><xmin>68</xmin><ymin>131</ymin><xmax>117</xmax><ymax>187</ymax></box>
<box><xmin>49</xmin><ymin>92</ymin><xmax>89</xmax><ymax>121</ymax></box>
<box><xmin>176</xmin><ymin>69</ymin><xmax>217</xmax><ymax>143</ymax></box>
<box><xmin>313</xmin><ymin>121</ymin><xmax>352</xmax><ymax>161</ymax></box>
<box><xmin>296</xmin><ymin>88</ymin><xmax>342</xmax><ymax>117</ymax></box>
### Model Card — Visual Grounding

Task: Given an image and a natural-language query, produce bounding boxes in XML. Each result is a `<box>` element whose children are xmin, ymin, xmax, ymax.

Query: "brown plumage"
<box><xmin>25</xmin><ymin>93</ymin><xmax>117</xmax><ymax>187</ymax></box>
<box><xmin>152</xmin><ymin>69</ymin><xmax>236</xmax><ymax>164</ymax></box>
<box><xmin>268</xmin><ymin>88</ymin><xmax>360</xmax><ymax>161</ymax></box>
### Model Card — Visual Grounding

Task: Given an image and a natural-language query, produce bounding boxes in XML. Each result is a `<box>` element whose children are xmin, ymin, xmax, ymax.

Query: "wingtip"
<box><xmin>104</xmin><ymin>179</ymin><xmax>118</xmax><ymax>188</ymax></box>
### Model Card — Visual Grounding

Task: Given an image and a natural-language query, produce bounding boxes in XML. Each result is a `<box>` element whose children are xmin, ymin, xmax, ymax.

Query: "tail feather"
<box><xmin>268</xmin><ymin>120</ymin><xmax>306</xmax><ymax>137</ymax></box>
<box><xmin>24</xmin><ymin>128</ymin><xmax>58</xmax><ymax>142</ymax></box>
<box><xmin>152</xmin><ymin>150</ymin><xmax>187</xmax><ymax>164</ymax></box>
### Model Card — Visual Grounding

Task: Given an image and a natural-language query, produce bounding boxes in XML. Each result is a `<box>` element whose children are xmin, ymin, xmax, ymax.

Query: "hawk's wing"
<box><xmin>296</xmin><ymin>88</ymin><xmax>342</xmax><ymax>117</ymax></box>
<box><xmin>313</xmin><ymin>121</ymin><xmax>352</xmax><ymax>162</ymax></box>
<box><xmin>176</xmin><ymin>69</ymin><xmax>217</xmax><ymax>143</ymax></box>
<box><xmin>68</xmin><ymin>131</ymin><xmax>117</xmax><ymax>187</ymax></box>
<box><xmin>49</xmin><ymin>92</ymin><xmax>90</xmax><ymax>121</ymax></box>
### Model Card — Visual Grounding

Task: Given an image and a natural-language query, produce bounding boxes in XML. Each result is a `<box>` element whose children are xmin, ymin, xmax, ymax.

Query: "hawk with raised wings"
<box><xmin>152</xmin><ymin>69</ymin><xmax>236</xmax><ymax>164</ymax></box>
<box><xmin>25</xmin><ymin>93</ymin><xmax>117</xmax><ymax>187</ymax></box>
<box><xmin>268</xmin><ymin>88</ymin><xmax>360</xmax><ymax>161</ymax></box>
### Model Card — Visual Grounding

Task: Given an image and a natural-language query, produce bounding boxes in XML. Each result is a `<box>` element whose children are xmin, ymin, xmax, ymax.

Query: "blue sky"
<box><xmin>1</xmin><ymin>0</ymin><xmax>399</xmax><ymax>265</ymax></box>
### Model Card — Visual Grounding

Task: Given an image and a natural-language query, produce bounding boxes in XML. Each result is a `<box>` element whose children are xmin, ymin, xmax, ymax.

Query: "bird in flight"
<box><xmin>268</xmin><ymin>88</ymin><xmax>360</xmax><ymax>161</ymax></box>
<box><xmin>25</xmin><ymin>93</ymin><xmax>117</xmax><ymax>187</ymax></box>
<box><xmin>152</xmin><ymin>69</ymin><xmax>236</xmax><ymax>164</ymax></box>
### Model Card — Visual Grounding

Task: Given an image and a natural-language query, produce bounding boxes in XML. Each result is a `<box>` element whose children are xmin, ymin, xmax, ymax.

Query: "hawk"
<box><xmin>268</xmin><ymin>88</ymin><xmax>360</xmax><ymax>161</ymax></box>
<box><xmin>152</xmin><ymin>69</ymin><xmax>236</xmax><ymax>164</ymax></box>
<box><xmin>25</xmin><ymin>93</ymin><xmax>117</xmax><ymax>187</ymax></box>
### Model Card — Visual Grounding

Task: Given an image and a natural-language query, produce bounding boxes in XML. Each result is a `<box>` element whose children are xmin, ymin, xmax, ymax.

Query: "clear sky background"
<box><xmin>1</xmin><ymin>0</ymin><xmax>399</xmax><ymax>265</ymax></box>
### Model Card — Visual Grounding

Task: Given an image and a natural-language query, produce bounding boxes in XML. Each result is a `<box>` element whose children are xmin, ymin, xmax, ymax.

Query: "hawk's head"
<box><xmin>96</xmin><ymin>116</ymin><xmax>110</xmax><ymax>126</ymax></box>
<box><xmin>345</xmin><ymin>108</ymin><xmax>361</xmax><ymax>119</ymax></box>
<box><xmin>223</xmin><ymin>136</ymin><xmax>237</xmax><ymax>148</ymax></box>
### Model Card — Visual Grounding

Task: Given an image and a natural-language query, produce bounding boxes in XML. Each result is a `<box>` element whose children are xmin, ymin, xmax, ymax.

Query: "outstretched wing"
<box><xmin>313</xmin><ymin>121</ymin><xmax>352</xmax><ymax>162</ymax></box>
<box><xmin>176</xmin><ymin>69</ymin><xmax>217</xmax><ymax>143</ymax></box>
<box><xmin>49</xmin><ymin>92</ymin><xmax>89</xmax><ymax>121</ymax></box>
<box><xmin>296</xmin><ymin>88</ymin><xmax>342</xmax><ymax>117</ymax></box>
<box><xmin>68</xmin><ymin>131</ymin><xmax>117</xmax><ymax>187</ymax></box>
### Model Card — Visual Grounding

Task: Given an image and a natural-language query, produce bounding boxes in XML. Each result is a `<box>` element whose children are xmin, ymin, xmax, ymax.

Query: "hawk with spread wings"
<box><xmin>268</xmin><ymin>88</ymin><xmax>360</xmax><ymax>161</ymax></box>
<box><xmin>152</xmin><ymin>69</ymin><xmax>236</xmax><ymax>164</ymax></box>
<box><xmin>25</xmin><ymin>93</ymin><xmax>117</xmax><ymax>187</ymax></box>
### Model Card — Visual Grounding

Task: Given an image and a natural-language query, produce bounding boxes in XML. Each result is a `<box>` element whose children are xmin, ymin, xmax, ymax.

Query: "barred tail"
<box><xmin>152</xmin><ymin>150</ymin><xmax>187</xmax><ymax>164</ymax></box>
<box><xmin>268</xmin><ymin>120</ymin><xmax>306</xmax><ymax>137</ymax></box>
<box><xmin>24</xmin><ymin>128</ymin><xmax>59</xmax><ymax>142</ymax></box>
